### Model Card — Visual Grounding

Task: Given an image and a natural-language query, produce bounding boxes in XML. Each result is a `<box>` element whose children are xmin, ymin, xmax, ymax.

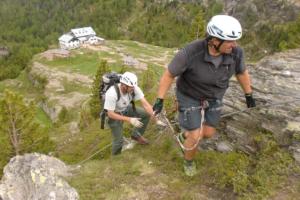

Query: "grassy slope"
<box><xmin>68</xmin><ymin>126</ymin><xmax>300</xmax><ymax>200</ymax></box>
<box><xmin>1</xmin><ymin>40</ymin><xmax>300</xmax><ymax>199</ymax></box>
<box><xmin>0</xmin><ymin>71</ymin><xmax>53</xmax><ymax>128</ymax></box>
<box><xmin>68</xmin><ymin>133</ymin><xmax>231</xmax><ymax>200</ymax></box>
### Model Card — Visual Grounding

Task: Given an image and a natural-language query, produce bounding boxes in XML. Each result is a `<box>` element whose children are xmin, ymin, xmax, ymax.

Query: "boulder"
<box><xmin>0</xmin><ymin>153</ymin><xmax>79</xmax><ymax>200</ymax></box>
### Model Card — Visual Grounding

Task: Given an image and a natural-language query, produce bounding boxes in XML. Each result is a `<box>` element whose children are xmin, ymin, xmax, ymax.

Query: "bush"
<box><xmin>79</xmin><ymin>107</ymin><xmax>94</xmax><ymax>130</ymax></box>
<box><xmin>196</xmin><ymin>133</ymin><xmax>297</xmax><ymax>199</ymax></box>
<box><xmin>58</xmin><ymin>106</ymin><xmax>68</xmax><ymax>123</ymax></box>
<box><xmin>197</xmin><ymin>151</ymin><xmax>250</xmax><ymax>194</ymax></box>
<box><xmin>89</xmin><ymin>60</ymin><xmax>110</xmax><ymax>118</ymax></box>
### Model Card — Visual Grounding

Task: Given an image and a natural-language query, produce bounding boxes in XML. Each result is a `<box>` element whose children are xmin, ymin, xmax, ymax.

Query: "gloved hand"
<box><xmin>129</xmin><ymin>118</ymin><xmax>144</xmax><ymax>128</ymax></box>
<box><xmin>153</xmin><ymin>98</ymin><xmax>164</xmax><ymax>115</ymax></box>
<box><xmin>245</xmin><ymin>93</ymin><xmax>256</xmax><ymax>108</ymax></box>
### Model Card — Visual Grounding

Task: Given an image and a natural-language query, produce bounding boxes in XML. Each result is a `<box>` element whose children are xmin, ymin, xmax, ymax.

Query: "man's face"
<box><xmin>126</xmin><ymin>85</ymin><xmax>134</xmax><ymax>93</ymax></box>
<box><xmin>218</xmin><ymin>40</ymin><xmax>237</xmax><ymax>54</ymax></box>
<box><xmin>120</xmin><ymin>84</ymin><xmax>134</xmax><ymax>94</ymax></box>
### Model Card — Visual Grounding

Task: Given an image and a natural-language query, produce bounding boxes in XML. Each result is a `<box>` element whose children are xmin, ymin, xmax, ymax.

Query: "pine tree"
<box><xmin>0</xmin><ymin>119</ymin><xmax>12</xmax><ymax>177</ymax></box>
<box><xmin>79</xmin><ymin>107</ymin><xmax>93</xmax><ymax>130</ymax></box>
<box><xmin>0</xmin><ymin>89</ymin><xmax>54</xmax><ymax>156</ymax></box>
<box><xmin>89</xmin><ymin>60</ymin><xmax>110</xmax><ymax>118</ymax></box>
<box><xmin>141</xmin><ymin>67</ymin><xmax>155</xmax><ymax>93</ymax></box>
<box><xmin>189</xmin><ymin>11</ymin><xmax>206</xmax><ymax>41</ymax></box>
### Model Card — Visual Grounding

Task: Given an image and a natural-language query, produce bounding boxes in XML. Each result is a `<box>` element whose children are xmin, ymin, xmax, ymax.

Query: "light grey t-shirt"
<box><xmin>210</xmin><ymin>54</ymin><xmax>223</xmax><ymax>69</ymax></box>
<box><xmin>104</xmin><ymin>83</ymin><xmax>144</xmax><ymax>112</ymax></box>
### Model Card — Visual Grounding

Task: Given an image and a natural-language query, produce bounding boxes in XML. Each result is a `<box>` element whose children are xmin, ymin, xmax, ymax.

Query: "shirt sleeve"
<box><xmin>168</xmin><ymin>48</ymin><xmax>189</xmax><ymax>76</ymax></box>
<box><xmin>235</xmin><ymin>47</ymin><xmax>246</xmax><ymax>74</ymax></box>
<box><xmin>133</xmin><ymin>86</ymin><xmax>144</xmax><ymax>101</ymax></box>
<box><xmin>103</xmin><ymin>87</ymin><xmax>118</xmax><ymax>111</ymax></box>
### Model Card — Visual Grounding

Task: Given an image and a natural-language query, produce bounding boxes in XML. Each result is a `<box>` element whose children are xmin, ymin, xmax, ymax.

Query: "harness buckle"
<box><xmin>200</xmin><ymin>99</ymin><xmax>209</xmax><ymax>109</ymax></box>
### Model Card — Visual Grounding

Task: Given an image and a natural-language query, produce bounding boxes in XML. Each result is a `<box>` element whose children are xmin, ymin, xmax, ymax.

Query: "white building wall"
<box><xmin>59</xmin><ymin>27</ymin><xmax>105</xmax><ymax>50</ymax></box>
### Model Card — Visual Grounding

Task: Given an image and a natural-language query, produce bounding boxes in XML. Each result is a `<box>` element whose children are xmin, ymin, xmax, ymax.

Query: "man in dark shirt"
<box><xmin>153</xmin><ymin>15</ymin><xmax>256</xmax><ymax>176</ymax></box>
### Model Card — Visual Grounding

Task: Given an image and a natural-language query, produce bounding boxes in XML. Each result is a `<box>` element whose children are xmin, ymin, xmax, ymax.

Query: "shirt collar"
<box><xmin>203</xmin><ymin>40</ymin><xmax>234</xmax><ymax>65</ymax></box>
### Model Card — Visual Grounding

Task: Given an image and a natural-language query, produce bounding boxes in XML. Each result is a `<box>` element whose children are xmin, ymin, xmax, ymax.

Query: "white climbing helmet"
<box><xmin>120</xmin><ymin>72</ymin><xmax>138</xmax><ymax>87</ymax></box>
<box><xmin>207</xmin><ymin>15</ymin><xmax>242</xmax><ymax>41</ymax></box>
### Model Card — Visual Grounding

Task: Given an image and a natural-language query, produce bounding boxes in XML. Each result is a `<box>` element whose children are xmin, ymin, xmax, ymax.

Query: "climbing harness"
<box><xmin>161</xmin><ymin>98</ymin><xmax>300</xmax><ymax>153</ymax></box>
<box><xmin>162</xmin><ymin>100</ymin><xmax>210</xmax><ymax>152</ymax></box>
<box><xmin>162</xmin><ymin>111</ymin><xmax>202</xmax><ymax>152</ymax></box>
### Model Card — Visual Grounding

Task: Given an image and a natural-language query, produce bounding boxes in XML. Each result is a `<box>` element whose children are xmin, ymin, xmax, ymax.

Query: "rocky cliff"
<box><xmin>206</xmin><ymin>48</ymin><xmax>300</xmax><ymax>163</ymax></box>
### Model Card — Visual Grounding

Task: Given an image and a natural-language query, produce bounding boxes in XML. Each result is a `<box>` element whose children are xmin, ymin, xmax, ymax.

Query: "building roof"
<box><xmin>59</xmin><ymin>33</ymin><xmax>74</xmax><ymax>43</ymax></box>
<box><xmin>78</xmin><ymin>37</ymin><xmax>87</xmax><ymax>42</ymax></box>
<box><xmin>94</xmin><ymin>36</ymin><xmax>105</xmax><ymax>41</ymax></box>
<box><xmin>71</xmin><ymin>27</ymin><xmax>96</xmax><ymax>38</ymax></box>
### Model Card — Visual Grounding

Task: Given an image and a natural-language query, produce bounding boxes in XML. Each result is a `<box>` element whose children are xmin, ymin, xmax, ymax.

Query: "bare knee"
<box><xmin>185</xmin><ymin>129</ymin><xmax>203</xmax><ymax>146</ymax></box>
<box><xmin>202</xmin><ymin>125</ymin><xmax>216</xmax><ymax>138</ymax></box>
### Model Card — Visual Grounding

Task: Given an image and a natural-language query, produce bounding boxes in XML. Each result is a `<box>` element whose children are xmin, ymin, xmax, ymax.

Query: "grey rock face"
<box><xmin>218</xmin><ymin>49</ymin><xmax>300</xmax><ymax>158</ymax></box>
<box><xmin>216</xmin><ymin>141</ymin><xmax>234</xmax><ymax>153</ymax></box>
<box><xmin>223</xmin><ymin>0</ymin><xmax>299</xmax><ymax>22</ymax></box>
<box><xmin>0</xmin><ymin>153</ymin><xmax>79</xmax><ymax>200</ymax></box>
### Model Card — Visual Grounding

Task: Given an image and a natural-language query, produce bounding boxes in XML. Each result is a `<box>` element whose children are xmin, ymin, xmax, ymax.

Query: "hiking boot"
<box><xmin>122</xmin><ymin>137</ymin><xmax>135</xmax><ymax>152</ymax></box>
<box><xmin>131</xmin><ymin>135</ymin><xmax>149</xmax><ymax>145</ymax></box>
<box><xmin>183</xmin><ymin>160</ymin><xmax>197</xmax><ymax>177</ymax></box>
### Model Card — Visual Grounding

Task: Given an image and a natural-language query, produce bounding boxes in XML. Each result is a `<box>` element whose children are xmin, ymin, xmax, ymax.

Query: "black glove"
<box><xmin>153</xmin><ymin>98</ymin><xmax>164</xmax><ymax>115</ymax></box>
<box><xmin>245</xmin><ymin>93</ymin><xmax>256</xmax><ymax>108</ymax></box>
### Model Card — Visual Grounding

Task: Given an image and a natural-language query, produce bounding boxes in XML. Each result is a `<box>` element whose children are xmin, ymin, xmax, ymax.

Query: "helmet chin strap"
<box><xmin>213</xmin><ymin>39</ymin><xmax>224</xmax><ymax>52</ymax></box>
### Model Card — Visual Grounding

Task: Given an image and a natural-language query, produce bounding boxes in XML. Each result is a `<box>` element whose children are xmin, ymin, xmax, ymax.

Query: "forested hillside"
<box><xmin>0</xmin><ymin>0</ymin><xmax>300</xmax><ymax>80</ymax></box>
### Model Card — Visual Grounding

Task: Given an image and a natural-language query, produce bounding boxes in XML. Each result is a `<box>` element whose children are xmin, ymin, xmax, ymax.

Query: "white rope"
<box><xmin>221</xmin><ymin>98</ymin><xmax>300</xmax><ymax>118</ymax></box>
<box><xmin>162</xmin><ymin>108</ymin><xmax>205</xmax><ymax>152</ymax></box>
<box><xmin>71</xmin><ymin>99</ymin><xmax>300</xmax><ymax>166</ymax></box>
<box><xmin>162</xmin><ymin>98</ymin><xmax>300</xmax><ymax>152</ymax></box>
<box><xmin>76</xmin><ymin>143</ymin><xmax>112</xmax><ymax>166</ymax></box>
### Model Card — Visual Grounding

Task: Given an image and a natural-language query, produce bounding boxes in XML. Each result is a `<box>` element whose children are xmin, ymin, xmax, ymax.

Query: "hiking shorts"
<box><xmin>176</xmin><ymin>90</ymin><xmax>223</xmax><ymax>131</ymax></box>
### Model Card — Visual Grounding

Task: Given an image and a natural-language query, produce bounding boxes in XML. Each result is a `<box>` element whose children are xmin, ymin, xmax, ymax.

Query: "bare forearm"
<box><xmin>143</xmin><ymin>102</ymin><xmax>154</xmax><ymax>117</ymax></box>
<box><xmin>141</xmin><ymin>98</ymin><xmax>155</xmax><ymax>118</ymax></box>
<box><xmin>157</xmin><ymin>69</ymin><xmax>175</xmax><ymax>99</ymax></box>
<box><xmin>107</xmin><ymin>111</ymin><xmax>130</xmax><ymax>122</ymax></box>
<box><xmin>236</xmin><ymin>70</ymin><xmax>253</xmax><ymax>94</ymax></box>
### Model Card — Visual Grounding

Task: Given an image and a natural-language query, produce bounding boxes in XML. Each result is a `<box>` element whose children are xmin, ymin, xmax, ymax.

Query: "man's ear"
<box><xmin>211</xmin><ymin>37</ymin><xmax>219</xmax><ymax>44</ymax></box>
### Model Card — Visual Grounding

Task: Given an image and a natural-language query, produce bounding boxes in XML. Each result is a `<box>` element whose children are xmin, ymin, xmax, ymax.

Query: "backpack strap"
<box><xmin>114</xmin><ymin>84</ymin><xmax>136</xmax><ymax>113</ymax></box>
<box><xmin>131</xmin><ymin>91</ymin><xmax>136</xmax><ymax>113</ymax></box>
<box><xmin>113</xmin><ymin>84</ymin><xmax>121</xmax><ymax>101</ymax></box>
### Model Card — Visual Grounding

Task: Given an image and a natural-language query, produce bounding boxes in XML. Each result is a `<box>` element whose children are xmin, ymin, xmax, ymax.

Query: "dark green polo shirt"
<box><xmin>168</xmin><ymin>39</ymin><xmax>245</xmax><ymax>100</ymax></box>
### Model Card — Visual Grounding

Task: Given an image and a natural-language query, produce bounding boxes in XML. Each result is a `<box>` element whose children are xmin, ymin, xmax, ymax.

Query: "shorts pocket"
<box><xmin>178</xmin><ymin>109</ymin><xmax>202</xmax><ymax>131</ymax></box>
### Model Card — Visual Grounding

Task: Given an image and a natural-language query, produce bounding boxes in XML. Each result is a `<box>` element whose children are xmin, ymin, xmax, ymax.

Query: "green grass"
<box><xmin>0</xmin><ymin>71</ymin><xmax>34</xmax><ymax>95</ymax></box>
<box><xmin>0</xmin><ymin>81</ymin><xmax>6</xmax><ymax>93</ymax></box>
<box><xmin>68</xmin><ymin>128</ymin><xmax>239</xmax><ymax>199</ymax></box>
<box><xmin>40</xmin><ymin>52</ymin><xmax>100</xmax><ymax>75</ymax></box>
<box><xmin>60</xmin><ymin>78</ymin><xmax>91</xmax><ymax>94</ymax></box>
<box><xmin>196</xmin><ymin>133</ymin><xmax>298</xmax><ymax>200</ymax></box>
<box><xmin>54</xmin><ymin>121</ymin><xmax>112</xmax><ymax>164</ymax></box>
<box><xmin>2</xmin><ymin>39</ymin><xmax>299</xmax><ymax>199</ymax></box>
<box><xmin>108</xmin><ymin>40</ymin><xmax>176</xmax><ymax>60</ymax></box>
<box><xmin>36</xmin><ymin>40</ymin><xmax>174</xmax><ymax>76</ymax></box>
<box><xmin>35</xmin><ymin>107</ymin><xmax>53</xmax><ymax>129</ymax></box>
<box><xmin>67</xmin><ymin>124</ymin><xmax>299</xmax><ymax>200</ymax></box>
<box><xmin>68</xmin><ymin>135</ymin><xmax>185</xmax><ymax>199</ymax></box>
<box><xmin>2</xmin><ymin>71</ymin><xmax>48</xmax><ymax>102</ymax></box>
